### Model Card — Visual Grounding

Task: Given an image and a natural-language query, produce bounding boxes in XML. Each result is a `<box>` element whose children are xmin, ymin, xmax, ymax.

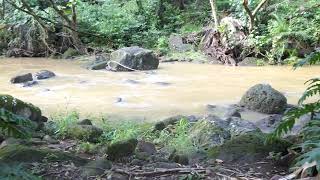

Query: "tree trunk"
<box><xmin>70</xmin><ymin>3</ymin><xmax>86</xmax><ymax>54</ymax></box>
<box><xmin>209</xmin><ymin>0</ymin><xmax>219</xmax><ymax>28</ymax></box>
<box><xmin>157</xmin><ymin>0</ymin><xmax>165</xmax><ymax>28</ymax></box>
<box><xmin>1</xmin><ymin>0</ymin><xmax>5</xmax><ymax>20</ymax></box>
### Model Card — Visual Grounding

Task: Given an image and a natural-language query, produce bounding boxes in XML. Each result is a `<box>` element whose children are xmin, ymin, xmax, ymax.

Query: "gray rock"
<box><xmin>22</xmin><ymin>81</ymin><xmax>38</xmax><ymax>87</ymax></box>
<box><xmin>189</xmin><ymin>115</ymin><xmax>260</xmax><ymax>149</ymax></box>
<box><xmin>81</xmin><ymin>159</ymin><xmax>112</xmax><ymax>177</ymax></box>
<box><xmin>227</xmin><ymin>117</ymin><xmax>260</xmax><ymax>137</ymax></box>
<box><xmin>124</xmin><ymin>79</ymin><xmax>140</xmax><ymax>84</ymax></box>
<box><xmin>35</xmin><ymin>70</ymin><xmax>55</xmax><ymax>80</ymax></box>
<box><xmin>255</xmin><ymin>114</ymin><xmax>283</xmax><ymax>133</ymax></box>
<box><xmin>223</xmin><ymin>108</ymin><xmax>241</xmax><ymax>118</ymax></box>
<box><xmin>237</xmin><ymin>57</ymin><xmax>261</xmax><ymax>66</ymax></box>
<box><xmin>107</xmin><ymin>138</ymin><xmax>138</xmax><ymax>160</ymax></box>
<box><xmin>77</xmin><ymin>119</ymin><xmax>93</xmax><ymax>125</ymax></box>
<box><xmin>239</xmin><ymin>84</ymin><xmax>287</xmax><ymax>114</ymax></box>
<box><xmin>10</xmin><ymin>73</ymin><xmax>33</xmax><ymax>83</ymax></box>
<box><xmin>109</xmin><ymin>46</ymin><xmax>159</xmax><ymax>71</ymax></box>
<box><xmin>189</xmin><ymin>115</ymin><xmax>231</xmax><ymax>149</ymax></box>
<box><xmin>136</xmin><ymin>141</ymin><xmax>157</xmax><ymax>155</ymax></box>
<box><xmin>169</xmin><ymin>34</ymin><xmax>193</xmax><ymax>52</ymax></box>
<box><xmin>154</xmin><ymin>82</ymin><xmax>171</xmax><ymax>86</ymax></box>
<box><xmin>87</xmin><ymin>61</ymin><xmax>108</xmax><ymax>70</ymax></box>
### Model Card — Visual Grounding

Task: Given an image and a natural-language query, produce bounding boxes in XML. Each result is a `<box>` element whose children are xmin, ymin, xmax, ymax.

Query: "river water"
<box><xmin>0</xmin><ymin>58</ymin><xmax>319</xmax><ymax>121</ymax></box>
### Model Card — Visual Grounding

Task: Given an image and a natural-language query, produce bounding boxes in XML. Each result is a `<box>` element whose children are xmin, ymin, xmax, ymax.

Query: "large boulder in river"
<box><xmin>10</xmin><ymin>73</ymin><xmax>33</xmax><ymax>84</ymax></box>
<box><xmin>109</xmin><ymin>46</ymin><xmax>159</xmax><ymax>71</ymax></box>
<box><xmin>0</xmin><ymin>95</ymin><xmax>45</xmax><ymax>128</ymax></box>
<box><xmin>35</xmin><ymin>70</ymin><xmax>55</xmax><ymax>80</ymax></box>
<box><xmin>239</xmin><ymin>84</ymin><xmax>287</xmax><ymax>114</ymax></box>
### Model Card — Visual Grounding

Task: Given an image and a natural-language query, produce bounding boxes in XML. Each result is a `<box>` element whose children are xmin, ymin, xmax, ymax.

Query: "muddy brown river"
<box><xmin>0</xmin><ymin>58</ymin><xmax>319</xmax><ymax>121</ymax></box>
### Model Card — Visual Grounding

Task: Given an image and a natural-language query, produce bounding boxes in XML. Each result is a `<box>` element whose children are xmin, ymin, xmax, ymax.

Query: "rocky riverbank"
<box><xmin>0</xmin><ymin>83</ymin><xmax>309</xmax><ymax>179</ymax></box>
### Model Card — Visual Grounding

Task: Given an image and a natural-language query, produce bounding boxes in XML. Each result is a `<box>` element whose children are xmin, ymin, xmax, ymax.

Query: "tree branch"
<box><xmin>252</xmin><ymin>0</ymin><xmax>269</xmax><ymax>17</ymax></box>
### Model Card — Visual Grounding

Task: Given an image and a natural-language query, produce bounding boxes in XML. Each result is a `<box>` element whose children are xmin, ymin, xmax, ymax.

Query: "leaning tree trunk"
<box><xmin>209</xmin><ymin>0</ymin><xmax>219</xmax><ymax>28</ymax></box>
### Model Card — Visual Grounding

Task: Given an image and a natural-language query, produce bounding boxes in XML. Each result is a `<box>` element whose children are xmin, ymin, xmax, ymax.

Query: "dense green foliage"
<box><xmin>0</xmin><ymin>0</ymin><xmax>318</xmax><ymax>63</ymax></box>
<box><xmin>269</xmin><ymin>51</ymin><xmax>320</xmax><ymax>177</ymax></box>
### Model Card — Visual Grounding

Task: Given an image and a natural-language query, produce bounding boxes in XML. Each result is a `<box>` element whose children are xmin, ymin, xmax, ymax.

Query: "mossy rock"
<box><xmin>81</xmin><ymin>159</ymin><xmax>112</xmax><ymax>177</ymax></box>
<box><xmin>68</xmin><ymin>124</ymin><xmax>103</xmax><ymax>143</ymax></box>
<box><xmin>107</xmin><ymin>138</ymin><xmax>138</xmax><ymax>161</ymax></box>
<box><xmin>208</xmin><ymin>132</ymin><xmax>292</xmax><ymax>163</ymax></box>
<box><xmin>0</xmin><ymin>94</ymin><xmax>42</xmax><ymax>124</ymax></box>
<box><xmin>62</xmin><ymin>48</ymin><xmax>80</xmax><ymax>59</ymax></box>
<box><xmin>0</xmin><ymin>145</ymin><xmax>88</xmax><ymax>166</ymax></box>
<box><xmin>189</xmin><ymin>119</ymin><xmax>231</xmax><ymax>149</ymax></box>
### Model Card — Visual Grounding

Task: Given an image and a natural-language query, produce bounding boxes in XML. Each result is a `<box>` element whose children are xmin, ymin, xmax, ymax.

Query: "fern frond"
<box><xmin>267</xmin><ymin>102</ymin><xmax>320</xmax><ymax>142</ymax></box>
<box><xmin>294</xmin><ymin>51</ymin><xmax>320</xmax><ymax>68</ymax></box>
<box><xmin>298</xmin><ymin>78</ymin><xmax>320</xmax><ymax>105</ymax></box>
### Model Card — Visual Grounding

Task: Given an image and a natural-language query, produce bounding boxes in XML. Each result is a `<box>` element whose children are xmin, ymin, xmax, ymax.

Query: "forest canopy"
<box><xmin>0</xmin><ymin>0</ymin><xmax>319</xmax><ymax>63</ymax></box>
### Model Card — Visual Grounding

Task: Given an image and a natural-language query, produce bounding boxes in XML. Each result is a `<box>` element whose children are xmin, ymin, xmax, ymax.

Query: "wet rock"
<box><xmin>35</xmin><ymin>70</ymin><xmax>56</xmax><ymax>80</ymax></box>
<box><xmin>136</xmin><ymin>141</ymin><xmax>157</xmax><ymax>155</ymax></box>
<box><xmin>161</xmin><ymin>57</ymin><xmax>179</xmax><ymax>63</ymax></box>
<box><xmin>107</xmin><ymin>138</ymin><xmax>138</xmax><ymax>161</ymax></box>
<box><xmin>237</xmin><ymin>57</ymin><xmax>261</xmax><ymax>66</ymax></box>
<box><xmin>22</xmin><ymin>80</ymin><xmax>38</xmax><ymax>87</ymax></box>
<box><xmin>115</xmin><ymin>97</ymin><xmax>123</xmax><ymax>103</ymax></box>
<box><xmin>10</xmin><ymin>73</ymin><xmax>33</xmax><ymax>83</ymax></box>
<box><xmin>62</xmin><ymin>48</ymin><xmax>80</xmax><ymax>59</ymax></box>
<box><xmin>81</xmin><ymin>159</ymin><xmax>112</xmax><ymax>177</ymax></box>
<box><xmin>0</xmin><ymin>95</ymin><xmax>44</xmax><ymax>128</ymax></box>
<box><xmin>0</xmin><ymin>144</ymin><xmax>88</xmax><ymax>166</ymax></box>
<box><xmin>239</xmin><ymin>84</ymin><xmax>287</xmax><ymax>114</ymax></box>
<box><xmin>109</xmin><ymin>46</ymin><xmax>159</xmax><ymax>71</ymax></box>
<box><xmin>206</xmin><ymin>104</ymin><xmax>217</xmax><ymax>111</ymax></box>
<box><xmin>223</xmin><ymin>108</ymin><xmax>241</xmax><ymax>118</ymax></box>
<box><xmin>169</xmin><ymin>34</ymin><xmax>193</xmax><ymax>52</ymax></box>
<box><xmin>124</xmin><ymin>79</ymin><xmax>140</xmax><ymax>84</ymax></box>
<box><xmin>68</xmin><ymin>124</ymin><xmax>103</xmax><ymax>143</ymax></box>
<box><xmin>255</xmin><ymin>114</ymin><xmax>283</xmax><ymax>133</ymax></box>
<box><xmin>154</xmin><ymin>82</ymin><xmax>171</xmax><ymax>86</ymax></box>
<box><xmin>87</xmin><ymin>60</ymin><xmax>109</xmax><ymax>70</ymax></box>
<box><xmin>227</xmin><ymin>117</ymin><xmax>260</xmax><ymax>137</ymax></box>
<box><xmin>77</xmin><ymin>119</ymin><xmax>93</xmax><ymax>125</ymax></box>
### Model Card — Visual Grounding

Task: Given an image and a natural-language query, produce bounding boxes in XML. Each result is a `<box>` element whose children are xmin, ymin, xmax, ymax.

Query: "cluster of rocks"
<box><xmin>10</xmin><ymin>70</ymin><xmax>55</xmax><ymax>87</ymax></box>
<box><xmin>0</xmin><ymin>84</ymin><xmax>297</xmax><ymax>179</ymax></box>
